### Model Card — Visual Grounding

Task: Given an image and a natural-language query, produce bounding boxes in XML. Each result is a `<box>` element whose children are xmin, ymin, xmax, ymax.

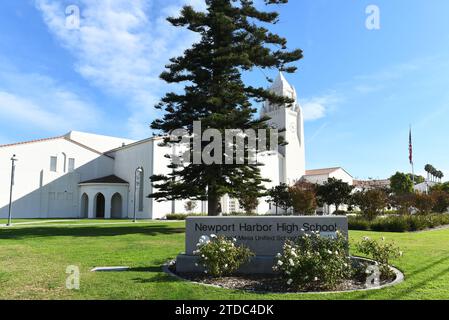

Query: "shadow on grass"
<box><xmin>125</xmin><ymin>266</ymin><xmax>163</xmax><ymax>273</ymax></box>
<box><xmin>0</xmin><ymin>224</ymin><xmax>185</xmax><ymax>240</ymax></box>
<box><xmin>132</xmin><ymin>273</ymin><xmax>177</xmax><ymax>284</ymax></box>
<box><xmin>349</xmin><ymin>255</ymin><xmax>449</xmax><ymax>300</ymax></box>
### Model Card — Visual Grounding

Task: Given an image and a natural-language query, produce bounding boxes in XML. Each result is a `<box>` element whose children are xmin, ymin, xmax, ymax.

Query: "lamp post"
<box><xmin>7</xmin><ymin>155</ymin><xmax>18</xmax><ymax>227</ymax></box>
<box><xmin>133</xmin><ymin>166</ymin><xmax>143</xmax><ymax>223</ymax></box>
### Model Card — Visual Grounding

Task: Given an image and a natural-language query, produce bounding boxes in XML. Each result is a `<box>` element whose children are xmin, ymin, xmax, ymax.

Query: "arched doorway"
<box><xmin>111</xmin><ymin>193</ymin><xmax>122</xmax><ymax>219</ymax></box>
<box><xmin>95</xmin><ymin>193</ymin><xmax>105</xmax><ymax>218</ymax></box>
<box><xmin>81</xmin><ymin>193</ymin><xmax>89</xmax><ymax>218</ymax></box>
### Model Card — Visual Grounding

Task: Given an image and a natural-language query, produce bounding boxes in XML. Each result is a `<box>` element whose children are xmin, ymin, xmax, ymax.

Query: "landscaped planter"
<box><xmin>164</xmin><ymin>256</ymin><xmax>404</xmax><ymax>294</ymax></box>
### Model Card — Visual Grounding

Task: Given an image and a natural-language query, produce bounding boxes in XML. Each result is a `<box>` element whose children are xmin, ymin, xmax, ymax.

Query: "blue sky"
<box><xmin>0</xmin><ymin>0</ymin><xmax>448</xmax><ymax>180</ymax></box>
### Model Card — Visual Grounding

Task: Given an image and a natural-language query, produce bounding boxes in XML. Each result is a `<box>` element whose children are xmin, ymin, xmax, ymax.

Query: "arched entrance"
<box><xmin>95</xmin><ymin>193</ymin><xmax>105</xmax><ymax>218</ymax></box>
<box><xmin>111</xmin><ymin>193</ymin><xmax>122</xmax><ymax>219</ymax></box>
<box><xmin>81</xmin><ymin>193</ymin><xmax>89</xmax><ymax>218</ymax></box>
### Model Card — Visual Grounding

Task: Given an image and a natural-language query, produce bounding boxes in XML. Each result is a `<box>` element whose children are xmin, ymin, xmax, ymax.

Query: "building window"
<box><xmin>62</xmin><ymin>153</ymin><xmax>67</xmax><ymax>172</ymax></box>
<box><xmin>68</xmin><ymin>158</ymin><xmax>75</xmax><ymax>172</ymax></box>
<box><xmin>138</xmin><ymin>169</ymin><xmax>144</xmax><ymax>212</ymax></box>
<box><xmin>50</xmin><ymin>156</ymin><xmax>57</xmax><ymax>172</ymax></box>
<box><xmin>229</xmin><ymin>199</ymin><xmax>237</xmax><ymax>213</ymax></box>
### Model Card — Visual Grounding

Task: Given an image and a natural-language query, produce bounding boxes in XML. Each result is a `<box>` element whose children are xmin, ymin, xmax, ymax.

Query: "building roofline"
<box><xmin>305</xmin><ymin>167</ymin><xmax>353</xmax><ymax>178</ymax></box>
<box><xmin>104</xmin><ymin>136</ymin><xmax>164</xmax><ymax>154</ymax></box>
<box><xmin>79</xmin><ymin>175</ymin><xmax>129</xmax><ymax>185</ymax></box>
<box><xmin>0</xmin><ymin>135</ymin><xmax>65</xmax><ymax>149</ymax></box>
<box><xmin>64</xmin><ymin>137</ymin><xmax>114</xmax><ymax>159</ymax></box>
<box><xmin>0</xmin><ymin>134</ymin><xmax>114</xmax><ymax>159</ymax></box>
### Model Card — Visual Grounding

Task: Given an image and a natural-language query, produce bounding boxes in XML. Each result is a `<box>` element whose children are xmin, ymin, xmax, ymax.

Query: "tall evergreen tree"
<box><xmin>149</xmin><ymin>0</ymin><xmax>302</xmax><ymax>216</ymax></box>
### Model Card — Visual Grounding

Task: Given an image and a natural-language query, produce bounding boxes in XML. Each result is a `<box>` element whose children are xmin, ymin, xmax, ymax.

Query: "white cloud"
<box><xmin>301</xmin><ymin>94</ymin><xmax>340</xmax><ymax>121</ymax></box>
<box><xmin>35</xmin><ymin>0</ymin><xmax>202</xmax><ymax>138</ymax></box>
<box><xmin>0</xmin><ymin>62</ymin><xmax>103</xmax><ymax>138</ymax></box>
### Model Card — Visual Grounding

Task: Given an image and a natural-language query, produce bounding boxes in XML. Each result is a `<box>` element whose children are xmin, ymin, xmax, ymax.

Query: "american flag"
<box><xmin>409</xmin><ymin>127</ymin><xmax>413</xmax><ymax>165</ymax></box>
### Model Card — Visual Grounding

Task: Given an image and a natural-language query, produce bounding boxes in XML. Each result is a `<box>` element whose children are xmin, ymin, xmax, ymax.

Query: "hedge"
<box><xmin>348</xmin><ymin>214</ymin><xmax>449</xmax><ymax>232</ymax></box>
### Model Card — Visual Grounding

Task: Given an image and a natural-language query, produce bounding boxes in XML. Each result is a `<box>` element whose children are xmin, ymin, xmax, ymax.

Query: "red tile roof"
<box><xmin>305</xmin><ymin>167</ymin><xmax>341</xmax><ymax>176</ymax></box>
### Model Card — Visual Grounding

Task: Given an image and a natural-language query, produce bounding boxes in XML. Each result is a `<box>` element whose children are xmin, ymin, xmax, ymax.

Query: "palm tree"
<box><xmin>437</xmin><ymin>170</ymin><xmax>444</xmax><ymax>182</ymax></box>
<box><xmin>424</xmin><ymin>164</ymin><xmax>432</xmax><ymax>182</ymax></box>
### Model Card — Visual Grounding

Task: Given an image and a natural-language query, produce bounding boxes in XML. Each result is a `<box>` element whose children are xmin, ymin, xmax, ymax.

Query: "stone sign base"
<box><xmin>176</xmin><ymin>216</ymin><xmax>348</xmax><ymax>275</ymax></box>
<box><xmin>176</xmin><ymin>254</ymin><xmax>276</xmax><ymax>274</ymax></box>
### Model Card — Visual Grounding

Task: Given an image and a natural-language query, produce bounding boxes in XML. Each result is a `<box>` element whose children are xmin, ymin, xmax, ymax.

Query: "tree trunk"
<box><xmin>207</xmin><ymin>185</ymin><xmax>220</xmax><ymax>216</ymax></box>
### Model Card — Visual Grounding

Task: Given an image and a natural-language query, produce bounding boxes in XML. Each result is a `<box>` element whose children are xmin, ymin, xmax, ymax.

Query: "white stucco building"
<box><xmin>0</xmin><ymin>73</ymin><xmax>351</xmax><ymax>219</ymax></box>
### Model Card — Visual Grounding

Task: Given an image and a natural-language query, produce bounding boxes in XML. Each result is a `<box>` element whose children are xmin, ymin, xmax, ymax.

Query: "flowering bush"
<box><xmin>355</xmin><ymin>237</ymin><xmax>402</xmax><ymax>279</ymax></box>
<box><xmin>273</xmin><ymin>231</ymin><xmax>352</xmax><ymax>290</ymax></box>
<box><xmin>193</xmin><ymin>235</ymin><xmax>254</xmax><ymax>277</ymax></box>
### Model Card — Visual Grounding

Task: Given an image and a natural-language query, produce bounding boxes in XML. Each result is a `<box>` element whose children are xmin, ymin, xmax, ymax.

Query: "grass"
<box><xmin>1</xmin><ymin>219</ymin><xmax>449</xmax><ymax>300</ymax></box>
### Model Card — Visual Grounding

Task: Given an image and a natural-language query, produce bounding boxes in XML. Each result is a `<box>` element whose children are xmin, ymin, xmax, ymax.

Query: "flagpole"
<box><xmin>409</xmin><ymin>125</ymin><xmax>415</xmax><ymax>187</ymax></box>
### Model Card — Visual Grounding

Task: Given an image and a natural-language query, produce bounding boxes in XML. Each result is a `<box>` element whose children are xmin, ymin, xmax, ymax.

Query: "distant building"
<box><xmin>353</xmin><ymin>179</ymin><xmax>390</xmax><ymax>191</ymax></box>
<box><xmin>301</xmin><ymin>167</ymin><xmax>353</xmax><ymax>215</ymax></box>
<box><xmin>302</xmin><ymin>167</ymin><xmax>353</xmax><ymax>185</ymax></box>
<box><xmin>414</xmin><ymin>181</ymin><xmax>438</xmax><ymax>193</ymax></box>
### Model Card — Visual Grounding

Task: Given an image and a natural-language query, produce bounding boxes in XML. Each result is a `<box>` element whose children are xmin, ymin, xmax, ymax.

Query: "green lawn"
<box><xmin>1</xmin><ymin>220</ymin><xmax>449</xmax><ymax>300</ymax></box>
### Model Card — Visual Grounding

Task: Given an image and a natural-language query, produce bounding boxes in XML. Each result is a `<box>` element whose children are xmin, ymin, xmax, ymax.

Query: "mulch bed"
<box><xmin>169</xmin><ymin>264</ymin><xmax>394</xmax><ymax>293</ymax></box>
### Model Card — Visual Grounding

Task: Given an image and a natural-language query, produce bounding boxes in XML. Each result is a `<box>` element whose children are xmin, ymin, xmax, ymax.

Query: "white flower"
<box><xmin>199</xmin><ymin>235</ymin><xmax>210</xmax><ymax>245</ymax></box>
<box><xmin>195</xmin><ymin>263</ymin><xmax>199</xmax><ymax>267</ymax></box>
<box><xmin>287</xmin><ymin>279</ymin><xmax>293</xmax><ymax>285</ymax></box>
<box><xmin>277</xmin><ymin>260</ymin><xmax>284</xmax><ymax>266</ymax></box>
<box><xmin>204</xmin><ymin>270</ymin><xmax>208</xmax><ymax>274</ymax></box>
<box><xmin>286</xmin><ymin>271</ymin><xmax>291</xmax><ymax>275</ymax></box>
<box><xmin>289</xmin><ymin>259</ymin><xmax>295</xmax><ymax>266</ymax></box>
<box><xmin>210</xmin><ymin>234</ymin><xmax>217</xmax><ymax>238</ymax></box>
<box><xmin>399</xmin><ymin>251</ymin><xmax>403</xmax><ymax>257</ymax></box>
<box><xmin>276</xmin><ymin>253</ymin><xmax>282</xmax><ymax>258</ymax></box>
<box><xmin>233</xmin><ymin>238</ymin><xmax>237</xmax><ymax>242</ymax></box>
<box><xmin>335</xmin><ymin>251</ymin><xmax>339</xmax><ymax>255</ymax></box>
<box><xmin>314</xmin><ymin>277</ymin><xmax>319</xmax><ymax>281</ymax></box>
<box><xmin>224</xmin><ymin>264</ymin><xmax>228</xmax><ymax>268</ymax></box>
<box><xmin>327</xmin><ymin>250</ymin><xmax>332</xmax><ymax>254</ymax></box>
<box><xmin>220</xmin><ymin>248</ymin><xmax>226</xmax><ymax>252</ymax></box>
<box><xmin>363</xmin><ymin>236</ymin><xmax>370</xmax><ymax>241</ymax></box>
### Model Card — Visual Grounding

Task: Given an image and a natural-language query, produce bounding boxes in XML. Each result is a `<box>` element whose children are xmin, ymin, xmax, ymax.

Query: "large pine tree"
<box><xmin>149</xmin><ymin>0</ymin><xmax>302</xmax><ymax>216</ymax></box>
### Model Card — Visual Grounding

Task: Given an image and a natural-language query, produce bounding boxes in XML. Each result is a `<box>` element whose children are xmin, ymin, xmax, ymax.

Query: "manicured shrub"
<box><xmin>165</xmin><ymin>213</ymin><xmax>205</xmax><ymax>220</ymax></box>
<box><xmin>371</xmin><ymin>216</ymin><xmax>410</xmax><ymax>232</ymax></box>
<box><xmin>193</xmin><ymin>235</ymin><xmax>254</xmax><ymax>277</ymax></box>
<box><xmin>349</xmin><ymin>214</ymin><xmax>449</xmax><ymax>232</ymax></box>
<box><xmin>356</xmin><ymin>237</ymin><xmax>402</xmax><ymax>280</ymax></box>
<box><xmin>273</xmin><ymin>231</ymin><xmax>352</xmax><ymax>290</ymax></box>
<box><xmin>348</xmin><ymin>217</ymin><xmax>370</xmax><ymax>230</ymax></box>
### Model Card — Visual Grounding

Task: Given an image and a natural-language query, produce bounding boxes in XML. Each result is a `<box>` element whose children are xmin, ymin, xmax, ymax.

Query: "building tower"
<box><xmin>261</xmin><ymin>72</ymin><xmax>306</xmax><ymax>185</ymax></box>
